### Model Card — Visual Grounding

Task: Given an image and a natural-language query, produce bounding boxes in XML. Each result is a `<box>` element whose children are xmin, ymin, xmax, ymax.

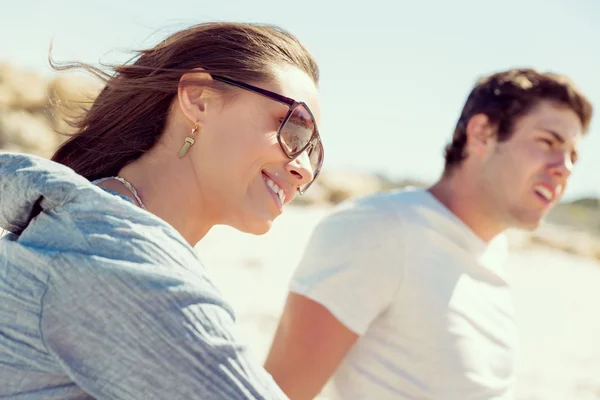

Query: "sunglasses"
<box><xmin>212</xmin><ymin>75</ymin><xmax>324</xmax><ymax>194</ymax></box>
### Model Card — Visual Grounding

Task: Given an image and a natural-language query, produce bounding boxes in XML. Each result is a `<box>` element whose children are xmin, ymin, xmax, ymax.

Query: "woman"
<box><xmin>0</xmin><ymin>22</ymin><xmax>323</xmax><ymax>399</ymax></box>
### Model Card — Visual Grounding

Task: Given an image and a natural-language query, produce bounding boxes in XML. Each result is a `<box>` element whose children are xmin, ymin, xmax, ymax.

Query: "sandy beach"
<box><xmin>196</xmin><ymin>205</ymin><xmax>600</xmax><ymax>400</ymax></box>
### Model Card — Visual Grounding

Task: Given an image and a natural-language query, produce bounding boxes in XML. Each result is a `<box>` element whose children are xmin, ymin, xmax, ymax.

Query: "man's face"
<box><xmin>478</xmin><ymin>100</ymin><xmax>583</xmax><ymax>231</ymax></box>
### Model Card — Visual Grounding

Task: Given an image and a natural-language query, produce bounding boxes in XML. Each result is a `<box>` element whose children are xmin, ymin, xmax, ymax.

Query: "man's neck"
<box><xmin>428</xmin><ymin>171</ymin><xmax>506</xmax><ymax>243</ymax></box>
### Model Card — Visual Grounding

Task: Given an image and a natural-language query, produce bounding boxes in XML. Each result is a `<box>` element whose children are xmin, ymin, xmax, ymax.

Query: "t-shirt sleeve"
<box><xmin>40</xmin><ymin>253</ymin><xmax>288</xmax><ymax>400</ymax></box>
<box><xmin>289</xmin><ymin>196</ymin><xmax>405</xmax><ymax>335</ymax></box>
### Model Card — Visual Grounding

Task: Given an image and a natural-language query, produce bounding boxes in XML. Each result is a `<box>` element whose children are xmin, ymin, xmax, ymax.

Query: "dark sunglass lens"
<box><xmin>280</xmin><ymin>105</ymin><xmax>314</xmax><ymax>156</ymax></box>
<box><xmin>299</xmin><ymin>140</ymin><xmax>324</xmax><ymax>193</ymax></box>
<box><xmin>308</xmin><ymin>140</ymin><xmax>323</xmax><ymax>171</ymax></box>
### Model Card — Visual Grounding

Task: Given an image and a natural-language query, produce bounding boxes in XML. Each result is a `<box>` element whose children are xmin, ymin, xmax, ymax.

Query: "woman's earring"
<box><xmin>178</xmin><ymin>122</ymin><xmax>200</xmax><ymax>159</ymax></box>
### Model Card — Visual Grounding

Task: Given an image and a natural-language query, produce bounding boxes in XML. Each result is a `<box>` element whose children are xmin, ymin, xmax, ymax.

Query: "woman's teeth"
<box><xmin>266</xmin><ymin>178</ymin><xmax>285</xmax><ymax>204</ymax></box>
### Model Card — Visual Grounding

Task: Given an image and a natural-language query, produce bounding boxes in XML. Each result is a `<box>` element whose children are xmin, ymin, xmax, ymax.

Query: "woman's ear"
<box><xmin>177</xmin><ymin>70</ymin><xmax>214</xmax><ymax>125</ymax></box>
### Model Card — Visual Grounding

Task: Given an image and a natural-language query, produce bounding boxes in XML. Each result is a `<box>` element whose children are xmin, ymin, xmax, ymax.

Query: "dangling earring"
<box><xmin>178</xmin><ymin>122</ymin><xmax>200</xmax><ymax>159</ymax></box>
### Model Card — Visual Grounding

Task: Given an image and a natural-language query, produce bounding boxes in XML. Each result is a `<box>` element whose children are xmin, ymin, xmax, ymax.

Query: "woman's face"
<box><xmin>192</xmin><ymin>65</ymin><xmax>321</xmax><ymax>235</ymax></box>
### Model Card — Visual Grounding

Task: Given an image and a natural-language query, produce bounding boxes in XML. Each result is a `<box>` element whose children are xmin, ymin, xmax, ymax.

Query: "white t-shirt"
<box><xmin>290</xmin><ymin>188</ymin><xmax>519</xmax><ymax>400</ymax></box>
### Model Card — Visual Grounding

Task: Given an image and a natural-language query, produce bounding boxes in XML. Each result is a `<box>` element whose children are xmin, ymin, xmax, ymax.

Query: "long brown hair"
<box><xmin>51</xmin><ymin>22</ymin><xmax>319</xmax><ymax>181</ymax></box>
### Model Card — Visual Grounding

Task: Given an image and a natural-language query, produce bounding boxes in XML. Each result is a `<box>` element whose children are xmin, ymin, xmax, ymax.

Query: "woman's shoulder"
<box><xmin>0</xmin><ymin>152</ymin><xmax>198</xmax><ymax>271</ymax></box>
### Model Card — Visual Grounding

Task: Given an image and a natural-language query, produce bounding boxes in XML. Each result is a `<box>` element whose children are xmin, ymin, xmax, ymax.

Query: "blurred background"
<box><xmin>1</xmin><ymin>1</ymin><xmax>599</xmax><ymax>399</ymax></box>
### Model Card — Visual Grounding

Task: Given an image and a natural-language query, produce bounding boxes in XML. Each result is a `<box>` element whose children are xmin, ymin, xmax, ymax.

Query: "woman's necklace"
<box><xmin>96</xmin><ymin>176</ymin><xmax>147</xmax><ymax>210</ymax></box>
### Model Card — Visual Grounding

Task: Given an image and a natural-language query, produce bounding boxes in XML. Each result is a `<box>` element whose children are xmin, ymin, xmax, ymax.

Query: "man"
<box><xmin>264</xmin><ymin>68</ymin><xmax>593</xmax><ymax>399</ymax></box>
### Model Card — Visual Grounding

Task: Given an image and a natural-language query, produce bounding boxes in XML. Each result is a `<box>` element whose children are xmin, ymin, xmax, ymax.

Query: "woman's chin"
<box><xmin>252</xmin><ymin>226</ymin><xmax>272</xmax><ymax>236</ymax></box>
<box><xmin>235</xmin><ymin>217</ymin><xmax>275</xmax><ymax>236</ymax></box>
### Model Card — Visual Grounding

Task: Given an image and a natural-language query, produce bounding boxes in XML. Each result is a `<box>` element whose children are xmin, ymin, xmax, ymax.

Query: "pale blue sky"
<box><xmin>1</xmin><ymin>0</ymin><xmax>598</xmax><ymax>199</ymax></box>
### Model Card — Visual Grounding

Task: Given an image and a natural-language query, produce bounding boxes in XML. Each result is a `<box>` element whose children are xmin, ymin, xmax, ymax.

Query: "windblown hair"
<box><xmin>51</xmin><ymin>22</ymin><xmax>319</xmax><ymax>181</ymax></box>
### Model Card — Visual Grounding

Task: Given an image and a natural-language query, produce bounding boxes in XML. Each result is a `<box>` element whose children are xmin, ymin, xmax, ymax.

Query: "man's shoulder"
<box><xmin>328</xmin><ymin>187</ymin><xmax>431</xmax><ymax>224</ymax></box>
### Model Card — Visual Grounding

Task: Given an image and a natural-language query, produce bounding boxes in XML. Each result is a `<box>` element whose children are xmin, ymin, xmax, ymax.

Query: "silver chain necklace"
<box><xmin>95</xmin><ymin>176</ymin><xmax>147</xmax><ymax>210</ymax></box>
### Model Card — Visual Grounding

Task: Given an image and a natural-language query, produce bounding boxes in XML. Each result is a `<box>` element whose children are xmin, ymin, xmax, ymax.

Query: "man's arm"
<box><xmin>264</xmin><ymin>292</ymin><xmax>359</xmax><ymax>400</ymax></box>
<box><xmin>264</xmin><ymin>196</ymin><xmax>406</xmax><ymax>399</ymax></box>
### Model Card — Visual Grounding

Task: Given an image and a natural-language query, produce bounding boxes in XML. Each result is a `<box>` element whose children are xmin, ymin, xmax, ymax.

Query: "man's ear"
<box><xmin>465</xmin><ymin>113</ymin><xmax>496</xmax><ymax>158</ymax></box>
<box><xmin>177</xmin><ymin>70</ymin><xmax>214</xmax><ymax>125</ymax></box>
